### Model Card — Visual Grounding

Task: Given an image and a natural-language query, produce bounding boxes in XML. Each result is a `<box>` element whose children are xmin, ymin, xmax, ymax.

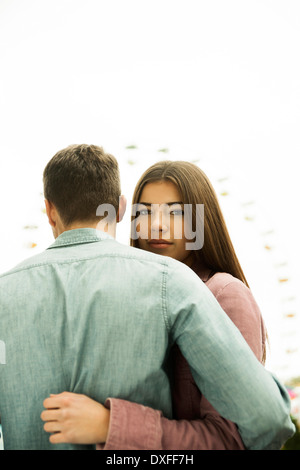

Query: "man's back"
<box><xmin>0</xmin><ymin>229</ymin><xmax>178</xmax><ymax>449</ymax></box>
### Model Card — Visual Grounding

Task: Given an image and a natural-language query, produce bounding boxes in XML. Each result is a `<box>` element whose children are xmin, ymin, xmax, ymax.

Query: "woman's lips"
<box><xmin>148</xmin><ymin>239</ymin><xmax>173</xmax><ymax>249</ymax></box>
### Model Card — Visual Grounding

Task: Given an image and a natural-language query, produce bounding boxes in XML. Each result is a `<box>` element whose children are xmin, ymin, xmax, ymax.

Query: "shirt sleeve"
<box><xmin>96</xmin><ymin>398</ymin><xmax>164</xmax><ymax>450</ymax></box>
<box><xmin>98</xmin><ymin>394</ymin><xmax>245</xmax><ymax>450</ymax></box>
<box><xmin>165</xmin><ymin>261</ymin><xmax>294</xmax><ymax>450</ymax></box>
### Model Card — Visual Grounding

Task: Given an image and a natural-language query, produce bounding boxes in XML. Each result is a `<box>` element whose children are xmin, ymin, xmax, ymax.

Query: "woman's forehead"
<box><xmin>139</xmin><ymin>181</ymin><xmax>182</xmax><ymax>204</ymax></box>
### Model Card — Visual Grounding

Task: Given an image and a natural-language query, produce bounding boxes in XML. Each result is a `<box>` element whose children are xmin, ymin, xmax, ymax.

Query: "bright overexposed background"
<box><xmin>0</xmin><ymin>0</ymin><xmax>299</xmax><ymax>382</ymax></box>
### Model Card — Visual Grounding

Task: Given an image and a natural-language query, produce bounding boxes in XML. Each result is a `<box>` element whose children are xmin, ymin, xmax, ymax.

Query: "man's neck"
<box><xmin>53</xmin><ymin>221</ymin><xmax>116</xmax><ymax>239</ymax></box>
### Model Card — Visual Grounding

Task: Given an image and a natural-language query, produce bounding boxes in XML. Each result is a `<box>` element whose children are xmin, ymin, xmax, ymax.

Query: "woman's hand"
<box><xmin>41</xmin><ymin>391</ymin><xmax>110</xmax><ymax>445</ymax></box>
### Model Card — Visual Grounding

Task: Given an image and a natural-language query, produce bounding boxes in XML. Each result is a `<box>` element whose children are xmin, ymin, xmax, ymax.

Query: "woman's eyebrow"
<box><xmin>138</xmin><ymin>201</ymin><xmax>183</xmax><ymax>206</ymax></box>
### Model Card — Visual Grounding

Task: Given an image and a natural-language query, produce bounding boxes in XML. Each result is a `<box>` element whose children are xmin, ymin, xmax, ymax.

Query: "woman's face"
<box><xmin>135</xmin><ymin>180</ymin><xmax>195</xmax><ymax>266</ymax></box>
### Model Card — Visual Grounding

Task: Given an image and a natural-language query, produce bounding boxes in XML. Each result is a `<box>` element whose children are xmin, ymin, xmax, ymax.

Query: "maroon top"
<box><xmin>97</xmin><ymin>266</ymin><xmax>266</xmax><ymax>450</ymax></box>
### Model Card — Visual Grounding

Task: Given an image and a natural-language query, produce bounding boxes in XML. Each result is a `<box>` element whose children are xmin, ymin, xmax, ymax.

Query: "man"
<box><xmin>0</xmin><ymin>144</ymin><xmax>295</xmax><ymax>450</ymax></box>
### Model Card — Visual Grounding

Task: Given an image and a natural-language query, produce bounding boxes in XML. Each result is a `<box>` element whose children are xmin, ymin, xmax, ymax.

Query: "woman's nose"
<box><xmin>151</xmin><ymin>208</ymin><xmax>169</xmax><ymax>233</ymax></box>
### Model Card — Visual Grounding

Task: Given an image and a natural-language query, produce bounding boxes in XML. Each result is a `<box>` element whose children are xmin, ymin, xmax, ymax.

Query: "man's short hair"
<box><xmin>43</xmin><ymin>144</ymin><xmax>121</xmax><ymax>226</ymax></box>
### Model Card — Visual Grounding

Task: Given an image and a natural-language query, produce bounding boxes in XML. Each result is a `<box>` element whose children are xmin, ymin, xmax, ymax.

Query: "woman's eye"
<box><xmin>170</xmin><ymin>209</ymin><xmax>184</xmax><ymax>216</ymax></box>
<box><xmin>138</xmin><ymin>209</ymin><xmax>151</xmax><ymax>216</ymax></box>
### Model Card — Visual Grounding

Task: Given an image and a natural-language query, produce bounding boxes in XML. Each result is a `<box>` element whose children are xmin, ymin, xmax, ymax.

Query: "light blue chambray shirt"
<box><xmin>0</xmin><ymin>229</ymin><xmax>295</xmax><ymax>450</ymax></box>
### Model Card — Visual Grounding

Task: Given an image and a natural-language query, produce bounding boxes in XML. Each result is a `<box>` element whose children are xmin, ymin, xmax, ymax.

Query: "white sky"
<box><xmin>0</xmin><ymin>0</ymin><xmax>299</xmax><ymax>381</ymax></box>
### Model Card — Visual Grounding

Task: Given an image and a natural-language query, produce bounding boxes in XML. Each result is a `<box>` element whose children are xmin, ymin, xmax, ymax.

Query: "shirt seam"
<box><xmin>0</xmin><ymin>251</ymin><xmax>172</xmax><ymax>279</ymax></box>
<box><xmin>161</xmin><ymin>265</ymin><xmax>171</xmax><ymax>332</ymax></box>
<box><xmin>47</xmin><ymin>237</ymin><xmax>105</xmax><ymax>249</ymax></box>
<box><xmin>212</xmin><ymin>279</ymin><xmax>243</xmax><ymax>301</ymax></box>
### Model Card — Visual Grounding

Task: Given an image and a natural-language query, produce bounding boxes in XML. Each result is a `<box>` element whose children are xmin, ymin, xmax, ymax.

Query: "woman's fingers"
<box><xmin>40</xmin><ymin>408</ymin><xmax>61</xmax><ymax>423</ymax></box>
<box><xmin>49</xmin><ymin>432</ymin><xmax>65</xmax><ymax>444</ymax></box>
<box><xmin>43</xmin><ymin>420</ymin><xmax>61</xmax><ymax>433</ymax></box>
<box><xmin>43</xmin><ymin>391</ymin><xmax>71</xmax><ymax>410</ymax></box>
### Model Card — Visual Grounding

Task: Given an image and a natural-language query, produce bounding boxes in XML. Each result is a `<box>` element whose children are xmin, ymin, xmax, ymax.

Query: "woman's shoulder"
<box><xmin>191</xmin><ymin>264</ymin><xmax>260</xmax><ymax>312</ymax></box>
<box><xmin>207</xmin><ymin>272</ymin><xmax>265</xmax><ymax>332</ymax></box>
<box><xmin>192</xmin><ymin>264</ymin><xmax>247</xmax><ymax>295</ymax></box>
<box><xmin>194</xmin><ymin>266</ymin><xmax>261</xmax><ymax>316</ymax></box>
<box><xmin>205</xmin><ymin>271</ymin><xmax>247</xmax><ymax>298</ymax></box>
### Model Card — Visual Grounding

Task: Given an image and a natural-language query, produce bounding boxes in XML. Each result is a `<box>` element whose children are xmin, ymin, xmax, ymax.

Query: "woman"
<box><xmin>41</xmin><ymin>160</ymin><xmax>267</xmax><ymax>449</ymax></box>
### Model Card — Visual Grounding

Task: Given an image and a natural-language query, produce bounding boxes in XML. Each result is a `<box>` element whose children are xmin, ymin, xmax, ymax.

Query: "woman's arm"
<box><xmin>97</xmin><ymin>393</ymin><xmax>245</xmax><ymax>450</ymax></box>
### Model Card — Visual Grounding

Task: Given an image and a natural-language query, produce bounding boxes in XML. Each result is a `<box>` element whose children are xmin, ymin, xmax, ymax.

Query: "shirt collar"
<box><xmin>47</xmin><ymin>228</ymin><xmax>114</xmax><ymax>250</ymax></box>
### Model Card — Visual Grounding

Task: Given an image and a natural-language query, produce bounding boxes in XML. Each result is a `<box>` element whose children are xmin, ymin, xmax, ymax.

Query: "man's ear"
<box><xmin>117</xmin><ymin>195</ymin><xmax>127</xmax><ymax>223</ymax></box>
<box><xmin>44</xmin><ymin>199</ymin><xmax>56</xmax><ymax>228</ymax></box>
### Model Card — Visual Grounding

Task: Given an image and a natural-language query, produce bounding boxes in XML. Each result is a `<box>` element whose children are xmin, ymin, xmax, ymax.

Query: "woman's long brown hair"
<box><xmin>130</xmin><ymin>160</ymin><xmax>249</xmax><ymax>287</ymax></box>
